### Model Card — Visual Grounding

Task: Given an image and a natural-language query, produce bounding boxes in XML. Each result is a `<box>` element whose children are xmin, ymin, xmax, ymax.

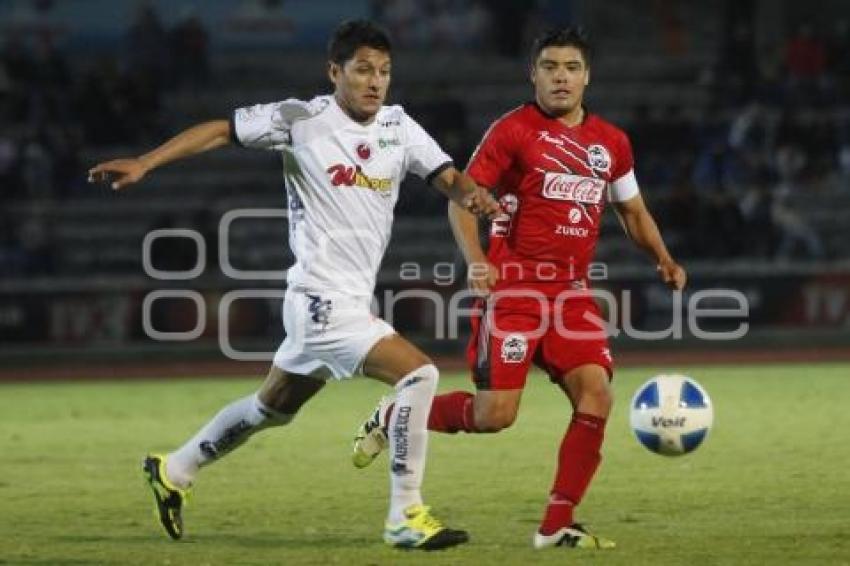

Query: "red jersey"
<box><xmin>467</xmin><ymin>103</ymin><xmax>639</xmax><ymax>294</ymax></box>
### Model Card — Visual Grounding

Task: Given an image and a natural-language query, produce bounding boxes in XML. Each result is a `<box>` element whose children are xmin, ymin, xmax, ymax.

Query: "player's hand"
<box><xmin>657</xmin><ymin>260</ymin><xmax>687</xmax><ymax>291</ymax></box>
<box><xmin>463</xmin><ymin>187</ymin><xmax>502</xmax><ymax>220</ymax></box>
<box><xmin>87</xmin><ymin>158</ymin><xmax>149</xmax><ymax>190</ymax></box>
<box><xmin>468</xmin><ymin>261</ymin><xmax>499</xmax><ymax>297</ymax></box>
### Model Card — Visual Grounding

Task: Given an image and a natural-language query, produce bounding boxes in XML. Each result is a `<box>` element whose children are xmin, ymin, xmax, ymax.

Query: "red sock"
<box><xmin>427</xmin><ymin>391</ymin><xmax>476</xmax><ymax>432</ymax></box>
<box><xmin>539</xmin><ymin>412</ymin><xmax>606</xmax><ymax>535</ymax></box>
<box><xmin>384</xmin><ymin>392</ymin><xmax>475</xmax><ymax>433</ymax></box>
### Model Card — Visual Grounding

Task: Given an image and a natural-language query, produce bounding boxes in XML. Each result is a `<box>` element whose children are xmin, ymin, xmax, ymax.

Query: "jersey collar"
<box><xmin>530</xmin><ymin>101</ymin><xmax>590</xmax><ymax>128</ymax></box>
<box><xmin>330</xmin><ymin>94</ymin><xmax>378</xmax><ymax>129</ymax></box>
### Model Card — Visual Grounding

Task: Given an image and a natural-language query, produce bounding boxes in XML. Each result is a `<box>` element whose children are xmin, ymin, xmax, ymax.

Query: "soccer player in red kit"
<box><xmin>353</xmin><ymin>27</ymin><xmax>687</xmax><ymax>549</ymax></box>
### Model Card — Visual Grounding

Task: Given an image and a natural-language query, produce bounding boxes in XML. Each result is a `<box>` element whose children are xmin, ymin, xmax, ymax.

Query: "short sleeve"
<box><xmin>466</xmin><ymin>118</ymin><xmax>516</xmax><ymax>189</ymax></box>
<box><xmin>231</xmin><ymin>99</ymin><xmax>313</xmax><ymax>151</ymax></box>
<box><xmin>402</xmin><ymin>114</ymin><xmax>453</xmax><ymax>183</ymax></box>
<box><xmin>610</xmin><ymin>130</ymin><xmax>635</xmax><ymax>182</ymax></box>
<box><xmin>607</xmin><ymin>130</ymin><xmax>639</xmax><ymax>202</ymax></box>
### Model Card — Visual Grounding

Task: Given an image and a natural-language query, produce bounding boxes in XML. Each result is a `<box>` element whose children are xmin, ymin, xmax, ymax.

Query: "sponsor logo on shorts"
<box><xmin>542</xmin><ymin>173</ymin><xmax>605</xmax><ymax>203</ymax></box>
<box><xmin>306</xmin><ymin>293</ymin><xmax>332</xmax><ymax>331</ymax></box>
<box><xmin>501</xmin><ymin>333</ymin><xmax>528</xmax><ymax>363</ymax></box>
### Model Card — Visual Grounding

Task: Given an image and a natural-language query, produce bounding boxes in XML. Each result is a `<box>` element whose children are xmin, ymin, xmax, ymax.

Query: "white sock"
<box><xmin>386</xmin><ymin>364</ymin><xmax>439</xmax><ymax>524</ymax></box>
<box><xmin>165</xmin><ymin>393</ymin><xmax>292</xmax><ymax>489</ymax></box>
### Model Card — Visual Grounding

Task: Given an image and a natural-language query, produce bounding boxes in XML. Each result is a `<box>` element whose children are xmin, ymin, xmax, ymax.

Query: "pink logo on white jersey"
<box><xmin>542</xmin><ymin>173</ymin><xmax>605</xmax><ymax>203</ymax></box>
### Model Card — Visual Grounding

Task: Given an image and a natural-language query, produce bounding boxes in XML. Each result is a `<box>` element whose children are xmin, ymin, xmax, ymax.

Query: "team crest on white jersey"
<box><xmin>356</xmin><ymin>141</ymin><xmax>373</xmax><ymax>162</ymax></box>
<box><xmin>587</xmin><ymin>144</ymin><xmax>611</xmax><ymax>173</ymax></box>
<box><xmin>501</xmin><ymin>333</ymin><xmax>528</xmax><ymax>363</ymax></box>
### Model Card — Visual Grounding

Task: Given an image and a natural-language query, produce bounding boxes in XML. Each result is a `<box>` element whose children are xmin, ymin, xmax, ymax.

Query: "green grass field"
<box><xmin>1</xmin><ymin>364</ymin><xmax>849</xmax><ymax>565</ymax></box>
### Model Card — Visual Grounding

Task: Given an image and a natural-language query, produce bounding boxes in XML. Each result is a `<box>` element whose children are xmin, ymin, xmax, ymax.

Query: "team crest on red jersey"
<box><xmin>587</xmin><ymin>144</ymin><xmax>611</xmax><ymax>173</ymax></box>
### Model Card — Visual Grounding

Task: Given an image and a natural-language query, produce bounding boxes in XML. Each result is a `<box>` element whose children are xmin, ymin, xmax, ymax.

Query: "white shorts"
<box><xmin>273</xmin><ymin>288</ymin><xmax>396</xmax><ymax>380</ymax></box>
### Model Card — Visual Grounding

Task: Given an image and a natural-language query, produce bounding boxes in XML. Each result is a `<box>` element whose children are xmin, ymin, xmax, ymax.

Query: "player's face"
<box><xmin>329</xmin><ymin>46</ymin><xmax>391</xmax><ymax>123</ymax></box>
<box><xmin>531</xmin><ymin>46</ymin><xmax>589</xmax><ymax>117</ymax></box>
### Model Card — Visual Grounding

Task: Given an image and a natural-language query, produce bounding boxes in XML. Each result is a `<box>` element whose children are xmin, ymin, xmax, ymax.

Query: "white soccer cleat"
<box><xmin>533</xmin><ymin>523</ymin><xmax>616</xmax><ymax>550</ymax></box>
<box><xmin>352</xmin><ymin>396</ymin><xmax>392</xmax><ymax>468</ymax></box>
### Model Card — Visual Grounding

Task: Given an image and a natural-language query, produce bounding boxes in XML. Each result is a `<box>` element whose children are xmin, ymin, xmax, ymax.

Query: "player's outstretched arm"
<box><xmin>431</xmin><ymin>167</ymin><xmax>502</xmax><ymax>220</ymax></box>
<box><xmin>612</xmin><ymin>194</ymin><xmax>687</xmax><ymax>291</ymax></box>
<box><xmin>435</xmin><ymin>167</ymin><xmax>500</xmax><ymax>295</ymax></box>
<box><xmin>447</xmin><ymin>199</ymin><xmax>499</xmax><ymax>297</ymax></box>
<box><xmin>87</xmin><ymin>120</ymin><xmax>232</xmax><ymax>190</ymax></box>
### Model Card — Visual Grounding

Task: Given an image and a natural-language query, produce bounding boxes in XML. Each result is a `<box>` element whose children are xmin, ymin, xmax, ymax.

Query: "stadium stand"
<box><xmin>2</xmin><ymin>0</ymin><xmax>849</xmax><ymax>366</ymax></box>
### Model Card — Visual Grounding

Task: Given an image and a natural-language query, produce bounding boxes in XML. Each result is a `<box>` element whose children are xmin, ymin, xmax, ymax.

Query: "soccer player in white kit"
<box><xmin>88</xmin><ymin>20</ymin><xmax>499</xmax><ymax>550</ymax></box>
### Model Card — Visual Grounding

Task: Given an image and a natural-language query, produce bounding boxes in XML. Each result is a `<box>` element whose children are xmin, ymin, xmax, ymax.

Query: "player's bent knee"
<box><xmin>417</xmin><ymin>363</ymin><xmax>439</xmax><ymax>382</ymax></box>
<box><xmin>258</xmin><ymin>370</ymin><xmax>325</xmax><ymax>415</ymax></box>
<box><xmin>592</xmin><ymin>384</ymin><xmax>615</xmax><ymax>407</ymax></box>
<box><xmin>474</xmin><ymin>416</ymin><xmax>515</xmax><ymax>433</ymax></box>
<box><xmin>579</xmin><ymin>384</ymin><xmax>614</xmax><ymax>416</ymax></box>
<box><xmin>254</xmin><ymin>395</ymin><xmax>295</xmax><ymax>427</ymax></box>
<box><xmin>474</xmin><ymin>406</ymin><xmax>518</xmax><ymax>432</ymax></box>
<box><xmin>397</xmin><ymin>363</ymin><xmax>439</xmax><ymax>392</ymax></box>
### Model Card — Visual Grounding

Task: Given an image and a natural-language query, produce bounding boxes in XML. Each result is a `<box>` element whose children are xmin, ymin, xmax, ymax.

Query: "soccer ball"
<box><xmin>629</xmin><ymin>374</ymin><xmax>713</xmax><ymax>456</ymax></box>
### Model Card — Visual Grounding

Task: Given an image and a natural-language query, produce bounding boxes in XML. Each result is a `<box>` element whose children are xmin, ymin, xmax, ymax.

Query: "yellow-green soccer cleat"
<box><xmin>533</xmin><ymin>523</ymin><xmax>616</xmax><ymax>550</ymax></box>
<box><xmin>352</xmin><ymin>396</ymin><xmax>391</xmax><ymax>468</ymax></box>
<box><xmin>143</xmin><ymin>454</ymin><xmax>190</xmax><ymax>540</ymax></box>
<box><xmin>384</xmin><ymin>504</ymin><xmax>469</xmax><ymax>550</ymax></box>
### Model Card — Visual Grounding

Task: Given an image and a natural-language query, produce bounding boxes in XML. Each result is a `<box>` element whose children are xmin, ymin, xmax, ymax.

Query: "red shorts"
<box><xmin>466</xmin><ymin>294</ymin><xmax>613</xmax><ymax>390</ymax></box>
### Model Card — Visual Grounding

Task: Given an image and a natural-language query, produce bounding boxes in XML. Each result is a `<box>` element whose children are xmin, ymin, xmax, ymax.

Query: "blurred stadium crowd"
<box><xmin>1</xmin><ymin>0</ymin><xmax>849</xmax><ymax>281</ymax></box>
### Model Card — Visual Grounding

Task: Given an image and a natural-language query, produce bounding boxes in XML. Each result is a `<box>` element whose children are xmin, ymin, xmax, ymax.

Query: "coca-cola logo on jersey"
<box><xmin>541</xmin><ymin>173</ymin><xmax>605</xmax><ymax>203</ymax></box>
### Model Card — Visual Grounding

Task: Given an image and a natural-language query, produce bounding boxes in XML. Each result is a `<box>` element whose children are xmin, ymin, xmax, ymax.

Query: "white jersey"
<box><xmin>231</xmin><ymin>95</ymin><xmax>452</xmax><ymax>297</ymax></box>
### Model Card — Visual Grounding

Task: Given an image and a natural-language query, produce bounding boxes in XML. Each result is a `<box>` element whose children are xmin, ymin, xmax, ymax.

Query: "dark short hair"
<box><xmin>530</xmin><ymin>27</ymin><xmax>592</xmax><ymax>67</ymax></box>
<box><xmin>327</xmin><ymin>20</ymin><xmax>392</xmax><ymax>65</ymax></box>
